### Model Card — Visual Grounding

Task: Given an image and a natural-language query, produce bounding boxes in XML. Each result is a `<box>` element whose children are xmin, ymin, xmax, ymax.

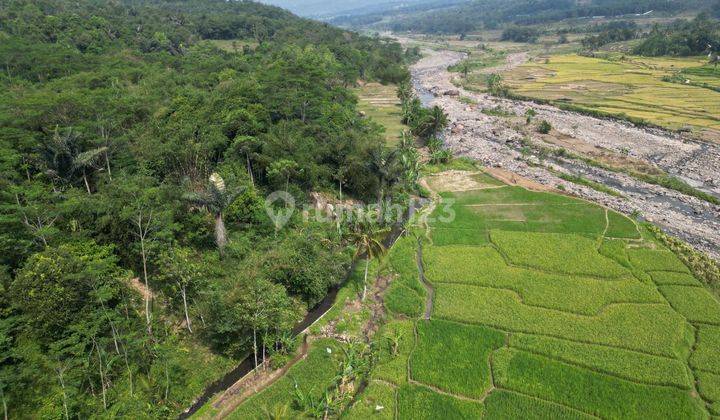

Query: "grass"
<box><xmin>373</xmin><ymin>320</ymin><xmax>415</xmax><ymax>386</ymax></box>
<box><xmin>598</xmin><ymin>239</ymin><xmax>631</xmax><ymax>268</ymax></box>
<box><xmin>484</xmin><ymin>390</ymin><xmax>595</xmax><ymax>420</ymax></box>
<box><xmin>410</xmin><ymin>320</ymin><xmax>504</xmax><ymax>398</ymax></box>
<box><xmin>492</xmin><ymin>348</ymin><xmax>707</xmax><ymax>419</ymax></box>
<box><xmin>605</xmin><ymin>210</ymin><xmax>640</xmax><ymax>239</ymax></box>
<box><xmin>396</xmin><ymin>384</ymin><xmax>485</xmax><ymax>419</ymax></box>
<box><xmin>430</xmin><ymin>227</ymin><xmax>490</xmax><ymax>246</ymax></box>
<box><xmin>434</xmin><ymin>284</ymin><xmax>691</xmax><ymax>357</ymax></box>
<box><xmin>490</xmin><ymin>230</ymin><xmax>629</xmax><ymax>278</ymax></box>
<box><xmin>660</xmin><ymin>286</ymin><xmax>720</xmax><ymax>324</ymax></box>
<box><xmin>501</xmin><ymin>53</ymin><xmax>720</xmax><ymax>135</ymax></box>
<box><xmin>384</xmin><ymin>236</ymin><xmax>425</xmax><ymax>317</ymax></box>
<box><xmin>509</xmin><ymin>333</ymin><xmax>692</xmax><ymax>389</ymax></box>
<box><xmin>555</xmin><ymin>172</ymin><xmax>624</xmax><ymax>197</ymax></box>
<box><xmin>353</xmin><ymin>82</ymin><xmax>408</xmax><ymax>146</ymax></box>
<box><xmin>343</xmin><ymin>381</ymin><xmax>395</xmax><ymax>419</ymax></box>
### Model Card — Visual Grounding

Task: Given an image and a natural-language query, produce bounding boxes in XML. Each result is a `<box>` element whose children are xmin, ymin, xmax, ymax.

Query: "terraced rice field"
<box><xmin>220</xmin><ymin>170</ymin><xmax>719</xmax><ymax>419</ymax></box>
<box><xmin>348</xmin><ymin>170</ymin><xmax>720</xmax><ymax>419</ymax></box>
<box><xmin>502</xmin><ymin>54</ymin><xmax>720</xmax><ymax>135</ymax></box>
<box><xmin>353</xmin><ymin>82</ymin><xmax>408</xmax><ymax>146</ymax></box>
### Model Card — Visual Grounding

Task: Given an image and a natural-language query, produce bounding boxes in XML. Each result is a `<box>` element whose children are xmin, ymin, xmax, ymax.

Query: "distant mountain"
<box><xmin>327</xmin><ymin>0</ymin><xmax>716</xmax><ymax>33</ymax></box>
<box><xmin>258</xmin><ymin>0</ymin><xmax>456</xmax><ymax>19</ymax></box>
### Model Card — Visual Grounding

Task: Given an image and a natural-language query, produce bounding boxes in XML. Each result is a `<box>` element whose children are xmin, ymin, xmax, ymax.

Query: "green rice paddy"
<box><xmin>225</xmin><ymin>170</ymin><xmax>719</xmax><ymax>419</ymax></box>
<box><xmin>350</xmin><ymin>172</ymin><xmax>720</xmax><ymax>419</ymax></box>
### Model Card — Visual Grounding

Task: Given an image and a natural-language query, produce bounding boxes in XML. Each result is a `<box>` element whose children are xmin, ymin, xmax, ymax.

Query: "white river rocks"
<box><xmin>411</xmin><ymin>48</ymin><xmax>720</xmax><ymax>260</ymax></box>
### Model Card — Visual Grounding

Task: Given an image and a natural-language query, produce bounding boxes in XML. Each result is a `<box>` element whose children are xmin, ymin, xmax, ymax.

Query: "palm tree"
<box><xmin>41</xmin><ymin>126</ymin><xmax>107</xmax><ymax>193</ymax></box>
<box><xmin>416</xmin><ymin>106</ymin><xmax>448</xmax><ymax>139</ymax></box>
<box><xmin>367</xmin><ymin>147</ymin><xmax>401</xmax><ymax>207</ymax></box>
<box><xmin>346</xmin><ymin>219</ymin><xmax>386</xmax><ymax>301</ymax></box>
<box><xmin>183</xmin><ymin>173</ymin><xmax>241</xmax><ymax>256</ymax></box>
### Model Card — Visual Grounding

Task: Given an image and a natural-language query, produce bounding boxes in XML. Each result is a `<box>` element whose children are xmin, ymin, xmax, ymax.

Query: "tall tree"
<box><xmin>183</xmin><ymin>173</ymin><xmax>242</xmax><ymax>257</ymax></box>
<box><xmin>345</xmin><ymin>219</ymin><xmax>386</xmax><ymax>301</ymax></box>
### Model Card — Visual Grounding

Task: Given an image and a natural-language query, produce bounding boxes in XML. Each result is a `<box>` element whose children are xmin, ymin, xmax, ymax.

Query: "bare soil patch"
<box><xmin>426</xmin><ymin>170</ymin><xmax>500</xmax><ymax>192</ymax></box>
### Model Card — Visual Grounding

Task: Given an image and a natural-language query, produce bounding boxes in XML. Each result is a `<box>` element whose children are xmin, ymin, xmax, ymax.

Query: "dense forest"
<box><xmin>384</xmin><ymin>0</ymin><xmax>715</xmax><ymax>34</ymax></box>
<box><xmin>0</xmin><ymin>0</ymin><xmax>431</xmax><ymax>417</ymax></box>
<box><xmin>633</xmin><ymin>14</ymin><xmax>720</xmax><ymax>56</ymax></box>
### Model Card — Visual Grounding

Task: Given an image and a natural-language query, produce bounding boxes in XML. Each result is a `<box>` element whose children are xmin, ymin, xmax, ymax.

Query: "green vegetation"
<box><xmin>493</xmin><ymin>348</ymin><xmax>706</xmax><ymax>419</ymax></box>
<box><xmin>373</xmin><ymin>320</ymin><xmax>415</xmax><ymax>386</ymax></box>
<box><xmin>345</xmin><ymin>168</ymin><xmax>718</xmax><ymax>418</ymax></box>
<box><xmin>424</xmin><ymin>245</ymin><xmax>661</xmax><ymax>315</ymax></box>
<box><xmin>628</xmin><ymin>248</ymin><xmax>691</xmax><ymax>273</ymax></box>
<box><xmin>490</xmin><ymin>231</ymin><xmax>629</xmax><ymax>278</ymax></box>
<box><xmin>660</xmin><ymin>286</ymin><xmax>720</xmax><ymax>323</ymax></box>
<box><xmin>434</xmin><ymin>285</ymin><xmax>688</xmax><ymax>356</ymax></box>
<box><xmin>397</xmin><ymin>384</ymin><xmax>485</xmax><ymax>419</ymax></box>
<box><xmin>227</xmin><ymin>339</ymin><xmax>343</xmax><ymax>419</ymax></box>
<box><xmin>556</xmin><ymin>172</ymin><xmax>624</xmax><ymax>198</ymax></box>
<box><xmin>354</xmin><ymin>83</ymin><xmax>409</xmax><ymax>146</ymax></box>
<box><xmin>410</xmin><ymin>320</ymin><xmax>504</xmax><ymax>398</ymax></box>
<box><xmin>484</xmin><ymin>390</ymin><xmax>595</xmax><ymax>420</ymax></box>
<box><xmin>343</xmin><ymin>381</ymin><xmax>395</xmax><ymax>419</ymax></box>
<box><xmin>509</xmin><ymin>333</ymin><xmax>693</xmax><ymax>388</ymax></box>
<box><xmin>0</xmin><ymin>0</ymin><xmax>425</xmax><ymax>416</ymax></box>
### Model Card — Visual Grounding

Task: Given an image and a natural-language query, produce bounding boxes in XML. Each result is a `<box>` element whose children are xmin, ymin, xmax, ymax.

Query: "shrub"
<box><xmin>537</xmin><ymin>120</ymin><xmax>552</xmax><ymax>134</ymax></box>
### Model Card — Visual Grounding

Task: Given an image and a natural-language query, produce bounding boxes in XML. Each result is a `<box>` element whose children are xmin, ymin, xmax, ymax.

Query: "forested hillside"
<box><xmin>0</xmin><ymin>0</ymin><xmax>422</xmax><ymax>416</ymax></box>
<box><xmin>359</xmin><ymin>0</ymin><xmax>716</xmax><ymax>34</ymax></box>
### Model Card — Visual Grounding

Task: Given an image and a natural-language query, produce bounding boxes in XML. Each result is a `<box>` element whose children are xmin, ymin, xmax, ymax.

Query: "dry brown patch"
<box><xmin>426</xmin><ymin>170</ymin><xmax>501</xmax><ymax>192</ymax></box>
<box><xmin>538</xmin><ymin>132</ymin><xmax>663</xmax><ymax>175</ymax></box>
<box><xmin>484</xmin><ymin>167</ymin><xmax>551</xmax><ymax>191</ymax></box>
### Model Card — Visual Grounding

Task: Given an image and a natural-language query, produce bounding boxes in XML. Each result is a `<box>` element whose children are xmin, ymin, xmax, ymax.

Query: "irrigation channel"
<box><xmin>179</xmin><ymin>202</ymin><xmax>426</xmax><ymax>418</ymax></box>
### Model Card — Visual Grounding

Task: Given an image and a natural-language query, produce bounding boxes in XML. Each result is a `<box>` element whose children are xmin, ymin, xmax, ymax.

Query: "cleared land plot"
<box><xmin>410</xmin><ymin>320</ymin><xmax>504</xmax><ymax>398</ymax></box>
<box><xmin>353</xmin><ymin>82</ymin><xmax>407</xmax><ymax>146</ymax></box>
<box><xmin>432</xmin><ymin>186</ymin><xmax>639</xmax><ymax>239</ymax></box>
<box><xmin>490</xmin><ymin>230</ymin><xmax>629</xmax><ymax>278</ymax></box>
<box><xmin>492</xmin><ymin>348</ymin><xmax>707</xmax><ymax>419</ymax></box>
<box><xmin>502</xmin><ymin>54</ymin><xmax>720</xmax><ymax>134</ymax></box>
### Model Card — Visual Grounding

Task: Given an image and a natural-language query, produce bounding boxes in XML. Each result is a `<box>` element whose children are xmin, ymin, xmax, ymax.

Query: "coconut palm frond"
<box><xmin>72</xmin><ymin>147</ymin><xmax>108</xmax><ymax>170</ymax></box>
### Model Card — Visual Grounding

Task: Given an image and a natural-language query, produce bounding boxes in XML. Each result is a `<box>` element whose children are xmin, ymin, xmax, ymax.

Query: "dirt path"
<box><xmin>409</xmin><ymin>48</ymin><xmax>720</xmax><ymax>260</ymax></box>
<box><xmin>209</xmin><ymin>337</ymin><xmax>310</xmax><ymax>419</ymax></box>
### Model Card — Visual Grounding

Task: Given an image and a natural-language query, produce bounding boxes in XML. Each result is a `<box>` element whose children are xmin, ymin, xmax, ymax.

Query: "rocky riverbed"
<box><xmin>411</xmin><ymin>48</ymin><xmax>720</xmax><ymax>260</ymax></box>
